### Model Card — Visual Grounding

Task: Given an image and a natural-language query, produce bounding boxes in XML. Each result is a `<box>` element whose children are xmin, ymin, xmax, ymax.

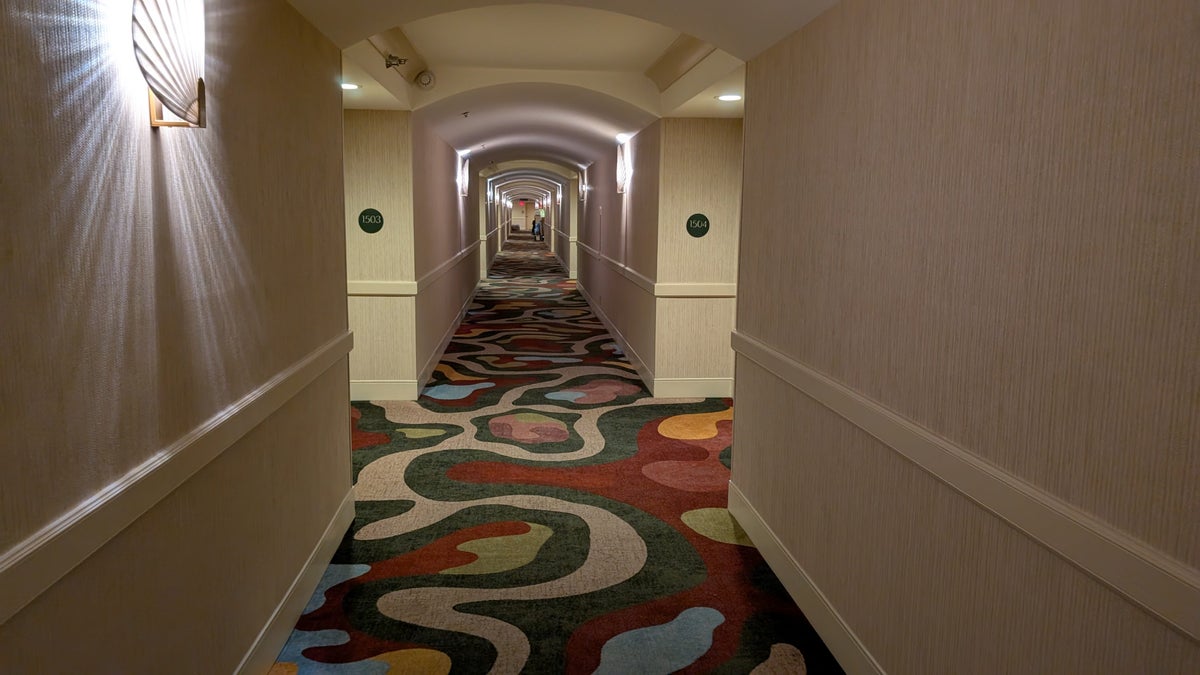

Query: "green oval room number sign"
<box><xmin>686</xmin><ymin>213</ymin><xmax>710</xmax><ymax>238</ymax></box>
<box><xmin>358</xmin><ymin>208</ymin><xmax>384</xmax><ymax>234</ymax></box>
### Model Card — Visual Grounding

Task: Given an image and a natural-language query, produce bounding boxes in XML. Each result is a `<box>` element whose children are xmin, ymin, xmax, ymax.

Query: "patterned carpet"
<box><xmin>271</xmin><ymin>234</ymin><xmax>841</xmax><ymax>674</ymax></box>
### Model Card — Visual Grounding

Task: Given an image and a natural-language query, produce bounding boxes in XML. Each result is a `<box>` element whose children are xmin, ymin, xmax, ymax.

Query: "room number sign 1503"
<box><xmin>358</xmin><ymin>208</ymin><xmax>384</xmax><ymax>234</ymax></box>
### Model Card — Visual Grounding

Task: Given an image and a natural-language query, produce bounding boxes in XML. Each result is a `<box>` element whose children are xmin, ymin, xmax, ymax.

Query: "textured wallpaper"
<box><xmin>627</xmin><ymin>120</ymin><xmax>662</xmax><ymax>278</ymax></box>
<box><xmin>734</xmin><ymin>359</ymin><xmax>1199</xmax><ymax>673</ymax></box>
<box><xmin>734</xmin><ymin>0</ymin><xmax>1199</xmax><ymax>670</ymax></box>
<box><xmin>344</xmin><ymin>110</ymin><xmax>415</xmax><ymax>282</ymax></box>
<box><xmin>658</xmin><ymin>118</ymin><xmax>743</xmax><ymax>284</ymax></box>
<box><xmin>738</xmin><ymin>0</ymin><xmax>1199</xmax><ymax>566</ymax></box>
<box><xmin>0</xmin><ymin>0</ymin><xmax>347</xmax><ymax>550</ymax></box>
<box><xmin>0</xmin><ymin>0</ymin><xmax>351</xmax><ymax>669</ymax></box>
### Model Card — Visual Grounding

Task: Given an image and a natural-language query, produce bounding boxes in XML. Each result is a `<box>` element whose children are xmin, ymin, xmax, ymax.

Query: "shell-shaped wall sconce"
<box><xmin>132</xmin><ymin>0</ymin><xmax>206</xmax><ymax>127</ymax></box>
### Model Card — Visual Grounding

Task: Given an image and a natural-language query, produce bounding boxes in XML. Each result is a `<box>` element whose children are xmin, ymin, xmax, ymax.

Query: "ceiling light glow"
<box><xmin>717</xmin><ymin>94</ymin><xmax>743</xmax><ymax>102</ymax></box>
<box><xmin>340</xmin><ymin>82</ymin><xmax>360</xmax><ymax>90</ymax></box>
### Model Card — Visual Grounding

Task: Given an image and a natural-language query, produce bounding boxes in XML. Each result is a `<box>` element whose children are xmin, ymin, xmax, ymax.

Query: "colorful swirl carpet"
<box><xmin>272</xmin><ymin>235</ymin><xmax>841</xmax><ymax>674</ymax></box>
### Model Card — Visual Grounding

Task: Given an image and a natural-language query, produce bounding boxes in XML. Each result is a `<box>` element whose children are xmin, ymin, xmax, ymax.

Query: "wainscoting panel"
<box><xmin>729</xmin><ymin>354</ymin><xmax>1200</xmax><ymax>673</ymax></box>
<box><xmin>0</xmin><ymin>333</ymin><xmax>352</xmax><ymax>626</ymax></box>
<box><xmin>347</xmin><ymin>296</ymin><xmax>416</xmax><ymax>387</ymax></box>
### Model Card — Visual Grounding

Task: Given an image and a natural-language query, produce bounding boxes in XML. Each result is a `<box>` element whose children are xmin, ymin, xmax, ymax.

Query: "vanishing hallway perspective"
<box><xmin>271</xmin><ymin>232</ymin><xmax>842</xmax><ymax>674</ymax></box>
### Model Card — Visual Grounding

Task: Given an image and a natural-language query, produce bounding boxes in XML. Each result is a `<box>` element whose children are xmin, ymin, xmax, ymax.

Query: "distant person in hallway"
<box><xmin>532</xmin><ymin>217</ymin><xmax>544</xmax><ymax>241</ymax></box>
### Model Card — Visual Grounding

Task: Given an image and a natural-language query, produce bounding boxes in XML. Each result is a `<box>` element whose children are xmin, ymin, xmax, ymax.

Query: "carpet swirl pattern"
<box><xmin>271</xmin><ymin>236</ymin><xmax>841</xmax><ymax>674</ymax></box>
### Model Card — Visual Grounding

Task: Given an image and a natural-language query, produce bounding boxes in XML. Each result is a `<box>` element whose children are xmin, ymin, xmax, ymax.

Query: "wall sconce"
<box><xmin>132</xmin><ymin>0</ymin><xmax>206</xmax><ymax>128</ymax></box>
<box><xmin>457</xmin><ymin>155</ymin><xmax>470</xmax><ymax>197</ymax></box>
<box><xmin>616</xmin><ymin>139</ymin><xmax>632</xmax><ymax>194</ymax></box>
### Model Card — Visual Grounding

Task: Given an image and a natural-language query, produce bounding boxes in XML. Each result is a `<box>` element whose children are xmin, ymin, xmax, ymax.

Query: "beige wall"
<box><xmin>577</xmin><ymin>119</ymin><xmax>742</xmax><ymax>397</ymax></box>
<box><xmin>655</xmin><ymin>297</ymin><xmax>736</xmax><ymax>381</ymax></box>
<box><xmin>578</xmin><ymin>249</ymin><xmax>658</xmax><ymax>378</ymax></box>
<box><xmin>411</xmin><ymin>112</ymin><xmax>480</xmax><ymax>388</ymax></box>
<box><xmin>555</xmin><ymin>177</ymin><xmax>581</xmax><ymax>277</ymax></box>
<box><xmin>412</xmin><ymin>113</ymin><xmax>470</xmax><ymax>278</ymax></box>
<box><xmin>734</xmin><ymin>0</ymin><xmax>1199</xmax><ymax>671</ymax></box>
<box><xmin>344</xmin><ymin>110</ymin><xmax>414</xmax><ymax>282</ymax></box>
<box><xmin>0</xmin><ymin>366</ymin><xmax>352</xmax><ymax>672</ymax></box>
<box><xmin>0</xmin><ymin>0</ymin><xmax>351</xmax><ymax>670</ymax></box>
<box><xmin>347</xmin><ymin>296</ymin><xmax>416</xmax><ymax>383</ymax></box>
<box><xmin>345</xmin><ymin>110</ymin><xmax>418</xmax><ymax>397</ymax></box>
<box><xmin>580</xmin><ymin>151</ymin><xmax>623</xmax><ymax>259</ymax></box>
<box><xmin>657</xmin><ymin>118</ymin><xmax>741</xmax><ymax>284</ymax></box>
<box><xmin>345</xmin><ymin>110</ymin><xmax>480</xmax><ymax>398</ymax></box>
<box><xmin>653</xmin><ymin>118</ymin><xmax>741</xmax><ymax>395</ymax></box>
<box><xmin>479</xmin><ymin>177</ymin><xmax>499</xmax><ymax>276</ymax></box>
<box><xmin>627</xmin><ymin>120</ymin><xmax>661</xmax><ymax>278</ymax></box>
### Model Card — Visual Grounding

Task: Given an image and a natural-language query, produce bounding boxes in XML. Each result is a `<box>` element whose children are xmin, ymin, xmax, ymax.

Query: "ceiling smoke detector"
<box><xmin>414</xmin><ymin>70</ymin><xmax>436</xmax><ymax>90</ymax></box>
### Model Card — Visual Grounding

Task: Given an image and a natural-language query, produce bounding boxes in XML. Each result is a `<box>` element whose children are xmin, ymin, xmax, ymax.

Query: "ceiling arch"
<box><xmin>296</xmin><ymin>1</ymin><xmax>825</xmax><ymax>180</ymax></box>
<box><xmin>416</xmin><ymin>82</ymin><xmax>653</xmax><ymax>168</ymax></box>
<box><xmin>289</xmin><ymin>0</ymin><xmax>838</xmax><ymax>61</ymax></box>
<box><xmin>480</xmin><ymin>160</ymin><xmax>578</xmax><ymax>180</ymax></box>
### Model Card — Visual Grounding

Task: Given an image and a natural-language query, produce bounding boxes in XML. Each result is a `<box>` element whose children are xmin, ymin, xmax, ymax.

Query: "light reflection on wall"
<box><xmin>1</xmin><ymin>0</ymin><xmax>253</xmax><ymax>551</ymax></box>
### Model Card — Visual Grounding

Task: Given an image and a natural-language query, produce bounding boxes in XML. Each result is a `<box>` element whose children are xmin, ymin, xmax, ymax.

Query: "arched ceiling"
<box><xmin>290</xmin><ymin>0</ymin><xmax>837</xmax><ymax>179</ymax></box>
<box><xmin>416</xmin><ymin>83</ymin><xmax>655</xmax><ymax>169</ymax></box>
<box><xmin>288</xmin><ymin>0</ymin><xmax>837</xmax><ymax>61</ymax></box>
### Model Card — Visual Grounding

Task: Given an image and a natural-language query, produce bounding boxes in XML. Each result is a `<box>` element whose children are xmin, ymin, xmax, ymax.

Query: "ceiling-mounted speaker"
<box><xmin>414</xmin><ymin>70</ymin><xmax>436</xmax><ymax>90</ymax></box>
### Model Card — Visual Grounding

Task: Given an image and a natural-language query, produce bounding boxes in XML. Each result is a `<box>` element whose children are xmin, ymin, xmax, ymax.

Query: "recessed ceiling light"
<box><xmin>716</xmin><ymin>94</ymin><xmax>743</xmax><ymax>102</ymax></box>
<box><xmin>341</xmin><ymin>82</ymin><xmax>360</xmax><ymax>90</ymax></box>
<box><xmin>615</xmin><ymin>133</ymin><xmax>631</xmax><ymax>143</ymax></box>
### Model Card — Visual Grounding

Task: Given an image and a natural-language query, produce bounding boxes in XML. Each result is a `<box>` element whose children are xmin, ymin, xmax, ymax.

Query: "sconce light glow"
<box><xmin>717</xmin><ymin>94</ymin><xmax>743</xmax><ymax>102</ymax></box>
<box><xmin>615</xmin><ymin>133</ymin><xmax>631</xmax><ymax>144</ymax></box>
<box><xmin>340</xmin><ymin>82</ymin><xmax>360</xmax><ymax>90</ymax></box>
<box><xmin>132</xmin><ymin>0</ymin><xmax>206</xmax><ymax>127</ymax></box>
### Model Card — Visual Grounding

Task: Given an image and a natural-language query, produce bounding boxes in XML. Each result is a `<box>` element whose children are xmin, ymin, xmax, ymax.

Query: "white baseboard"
<box><xmin>236</xmin><ymin>489</ymin><xmax>356</xmax><ymax>675</ymax></box>
<box><xmin>349</xmin><ymin>380</ymin><xmax>421</xmax><ymax>402</ymax></box>
<box><xmin>727</xmin><ymin>482</ymin><xmax>884</xmax><ymax>675</ymax></box>
<box><xmin>575</xmin><ymin>282</ymin><xmax>655</xmax><ymax>392</ymax></box>
<box><xmin>651</xmin><ymin>377</ymin><xmax>733</xmax><ymax>398</ymax></box>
